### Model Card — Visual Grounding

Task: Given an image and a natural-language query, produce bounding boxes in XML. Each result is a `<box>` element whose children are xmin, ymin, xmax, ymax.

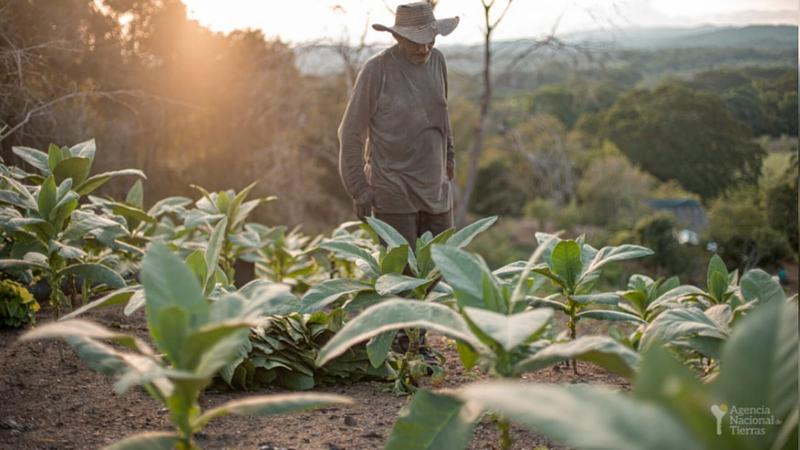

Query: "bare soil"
<box><xmin>0</xmin><ymin>306</ymin><xmax>629</xmax><ymax>450</ymax></box>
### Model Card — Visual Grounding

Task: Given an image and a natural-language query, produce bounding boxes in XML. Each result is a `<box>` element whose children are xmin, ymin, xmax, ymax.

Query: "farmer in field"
<box><xmin>338</xmin><ymin>1</ymin><xmax>459</xmax><ymax>247</ymax></box>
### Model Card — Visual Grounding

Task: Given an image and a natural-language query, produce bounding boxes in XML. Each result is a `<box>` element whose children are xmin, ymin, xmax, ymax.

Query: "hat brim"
<box><xmin>372</xmin><ymin>16</ymin><xmax>459</xmax><ymax>44</ymax></box>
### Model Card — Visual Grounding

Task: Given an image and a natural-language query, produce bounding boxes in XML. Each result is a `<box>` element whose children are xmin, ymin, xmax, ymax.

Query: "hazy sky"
<box><xmin>181</xmin><ymin>0</ymin><xmax>798</xmax><ymax>44</ymax></box>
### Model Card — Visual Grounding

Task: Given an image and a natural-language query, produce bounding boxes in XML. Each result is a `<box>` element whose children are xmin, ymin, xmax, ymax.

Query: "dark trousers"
<box><xmin>374</xmin><ymin>209</ymin><xmax>453</xmax><ymax>250</ymax></box>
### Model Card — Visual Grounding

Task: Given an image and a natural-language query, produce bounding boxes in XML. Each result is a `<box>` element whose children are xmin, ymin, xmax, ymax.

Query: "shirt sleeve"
<box><xmin>338</xmin><ymin>57</ymin><xmax>381</xmax><ymax>202</ymax></box>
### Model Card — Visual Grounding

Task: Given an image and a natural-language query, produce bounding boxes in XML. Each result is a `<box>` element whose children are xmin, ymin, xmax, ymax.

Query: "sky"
<box><xmin>181</xmin><ymin>0</ymin><xmax>798</xmax><ymax>45</ymax></box>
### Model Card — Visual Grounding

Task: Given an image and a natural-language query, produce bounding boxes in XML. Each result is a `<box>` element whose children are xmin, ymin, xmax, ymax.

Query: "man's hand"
<box><xmin>354</xmin><ymin>188</ymin><xmax>374</xmax><ymax>221</ymax></box>
<box><xmin>447</xmin><ymin>159</ymin><xmax>455</xmax><ymax>180</ymax></box>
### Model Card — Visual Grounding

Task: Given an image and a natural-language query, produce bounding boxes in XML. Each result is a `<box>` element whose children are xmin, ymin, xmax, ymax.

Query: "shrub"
<box><xmin>0</xmin><ymin>279</ymin><xmax>39</xmax><ymax>327</ymax></box>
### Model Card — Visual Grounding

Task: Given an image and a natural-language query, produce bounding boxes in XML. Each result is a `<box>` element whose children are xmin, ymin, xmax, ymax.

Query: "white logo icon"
<box><xmin>711</xmin><ymin>404</ymin><xmax>729</xmax><ymax>435</ymax></box>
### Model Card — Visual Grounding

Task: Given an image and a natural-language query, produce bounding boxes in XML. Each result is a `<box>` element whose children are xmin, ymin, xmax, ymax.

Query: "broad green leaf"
<box><xmin>572</xmin><ymin>293</ymin><xmax>618</xmax><ymax>305</ymax></box>
<box><xmin>386</xmin><ymin>390</ymin><xmax>482</xmax><ymax>450</ymax></box>
<box><xmin>103</xmin><ymin>432</ymin><xmax>179</xmax><ymax>450</ymax></box>
<box><xmin>550</xmin><ymin>240</ymin><xmax>582</xmax><ymax>291</ymax></box>
<box><xmin>580</xmin><ymin>244</ymin><xmax>654</xmax><ymax>282</ymax></box>
<box><xmin>191</xmin><ymin>393</ymin><xmax>352</xmax><ymax>431</ymax></box>
<box><xmin>20</xmin><ymin>319</ymin><xmax>149</xmax><ymax>354</ymax></box>
<box><xmin>366</xmin><ymin>216</ymin><xmax>418</xmax><ymax>273</ymax></box>
<box><xmin>319</xmin><ymin>240</ymin><xmax>380</xmax><ymax>276</ymax></box>
<box><xmin>185</xmin><ymin>249</ymin><xmax>208</xmax><ymax>286</ymax></box>
<box><xmin>0</xmin><ymin>258</ymin><xmax>49</xmax><ymax>270</ymax></box>
<box><xmin>300</xmin><ymin>278</ymin><xmax>373</xmax><ymax>313</ymax></box>
<box><xmin>1</xmin><ymin>175</ymin><xmax>37</xmax><ymax>210</ymax></box>
<box><xmin>514</xmin><ymin>336</ymin><xmax>640</xmax><ymax>378</ymax></box>
<box><xmin>147</xmin><ymin>196</ymin><xmax>192</xmax><ymax>217</ymax></box>
<box><xmin>632</xmin><ymin>344</ymin><xmax>732</xmax><ymax>450</ymax></box>
<box><xmin>458</xmin><ymin>381</ymin><xmax>701</xmax><ymax>450</ymax></box>
<box><xmin>123</xmin><ymin>290</ymin><xmax>146</xmax><ymax>316</ymax></box>
<box><xmin>509</xmin><ymin>233</ymin><xmax>560</xmax><ymax>307</ymax></box>
<box><xmin>53</xmin><ymin>157</ymin><xmax>91</xmax><ymax>186</ymax></box>
<box><xmin>205</xmin><ymin>217</ymin><xmax>227</xmax><ymax>284</ymax></box>
<box><xmin>58</xmin><ymin>263</ymin><xmax>126</xmax><ymax>289</ymax></box>
<box><xmin>366</xmin><ymin>216</ymin><xmax>408</xmax><ymax>247</ymax></box>
<box><xmin>155</xmin><ymin>306</ymin><xmax>189</xmax><ymax>364</ymax></box>
<box><xmin>366</xmin><ymin>329</ymin><xmax>397</xmax><ymax>368</ymax></box>
<box><xmin>317</xmin><ymin>299</ymin><xmax>482</xmax><ymax>366</ymax></box>
<box><xmin>50</xmin><ymin>190</ymin><xmax>79</xmax><ymax>225</ymax></box>
<box><xmin>527</xmin><ymin>296</ymin><xmax>568</xmax><ymax>312</ymax></box>
<box><xmin>706</xmin><ymin>254</ymin><xmax>728</xmax><ymax>291</ymax></box>
<box><xmin>245</xmin><ymin>283</ymin><xmax>302</xmax><ymax>316</ymax></box>
<box><xmin>714</xmin><ymin>300</ymin><xmax>799</xmax><ymax>449</ymax></box>
<box><xmin>182</xmin><ymin>320</ymin><xmax>252</xmax><ymax>371</ymax></box>
<box><xmin>12</xmin><ymin>146</ymin><xmax>50</xmax><ymax>174</ymax></box>
<box><xmin>381</xmin><ymin>244</ymin><xmax>409</xmax><ymax>274</ymax></box>
<box><xmin>431</xmin><ymin>245</ymin><xmax>491</xmax><ymax>309</ymax></box>
<box><xmin>75</xmin><ymin>169</ymin><xmax>146</xmax><ymax>196</ymax></box>
<box><xmin>647</xmin><ymin>285</ymin><xmax>706</xmax><ymax>313</ymax></box>
<box><xmin>110</xmin><ymin>202</ymin><xmax>155</xmax><ymax>224</ymax></box>
<box><xmin>142</xmin><ymin>243</ymin><xmax>208</xmax><ymax>333</ymax></box>
<box><xmin>126</xmin><ymin>180</ymin><xmax>144</xmax><ymax>208</ymax></box>
<box><xmin>65</xmin><ymin>335</ymin><xmax>127</xmax><ymax>376</ymax></box>
<box><xmin>708</xmin><ymin>271</ymin><xmax>728</xmax><ymax>303</ymax></box>
<box><xmin>47</xmin><ymin>143</ymin><xmax>65</xmax><ymax>170</ymax></box>
<box><xmin>415</xmin><ymin>227</ymin><xmax>455</xmax><ymax>276</ymax></box>
<box><xmin>68</xmin><ymin>138</ymin><xmax>96</xmax><ymax>160</ymax></box>
<box><xmin>640</xmin><ymin>307</ymin><xmax>727</xmax><ymax>350</ymax></box>
<box><xmin>37</xmin><ymin>175</ymin><xmax>57</xmax><ymax>219</ymax></box>
<box><xmin>740</xmin><ymin>269</ymin><xmax>785</xmax><ymax>305</ymax></box>
<box><xmin>462</xmin><ymin>307</ymin><xmax>553</xmax><ymax>352</ymax></box>
<box><xmin>576</xmin><ymin>310</ymin><xmax>646</xmax><ymax>324</ymax></box>
<box><xmin>447</xmin><ymin>216</ymin><xmax>497</xmax><ymax>249</ymax></box>
<box><xmin>375</xmin><ymin>273</ymin><xmax>430</xmax><ymax>296</ymax></box>
<box><xmin>62</xmin><ymin>286</ymin><xmax>140</xmax><ymax>320</ymax></box>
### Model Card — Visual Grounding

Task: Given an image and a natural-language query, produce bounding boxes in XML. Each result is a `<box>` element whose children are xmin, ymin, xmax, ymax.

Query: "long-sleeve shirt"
<box><xmin>338</xmin><ymin>45</ymin><xmax>455</xmax><ymax>214</ymax></box>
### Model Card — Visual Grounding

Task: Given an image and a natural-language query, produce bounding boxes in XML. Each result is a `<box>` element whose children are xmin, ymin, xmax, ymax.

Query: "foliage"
<box><xmin>312</xmin><ymin>216</ymin><xmax>499</xmax><ymax>393</ymax></box>
<box><xmin>221</xmin><ymin>308</ymin><xmax>394</xmax><ymax>391</ymax></box>
<box><xmin>603</xmin><ymin>82</ymin><xmax>765</xmax><ymax>199</ymax></box>
<box><xmin>433</xmin><ymin>297</ymin><xmax>799</xmax><ymax>450</ymax></box>
<box><xmin>576</xmin><ymin>155</ymin><xmax>656</xmax><ymax>227</ymax></box>
<box><xmin>0</xmin><ymin>140</ymin><xmax>140</xmax><ymax>314</ymax></box>
<box><xmin>0</xmin><ymin>278</ymin><xmax>39</xmax><ymax>327</ymax></box>
<box><xmin>528</xmin><ymin>233</ymin><xmax>653</xmax><ymax>344</ymax></box>
<box><xmin>707</xmin><ymin>188</ymin><xmax>792</xmax><ymax>270</ymax></box>
<box><xmin>468</xmin><ymin>159</ymin><xmax>529</xmax><ymax>217</ymax></box>
<box><xmin>21</xmin><ymin>243</ymin><xmax>351</xmax><ymax>449</ymax></box>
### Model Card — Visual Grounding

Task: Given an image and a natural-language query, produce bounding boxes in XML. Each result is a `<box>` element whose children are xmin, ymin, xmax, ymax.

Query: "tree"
<box><xmin>603</xmin><ymin>83</ymin><xmax>764</xmax><ymax>200</ymax></box>
<box><xmin>455</xmin><ymin>0</ymin><xmax>515</xmax><ymax>227</ymax></box>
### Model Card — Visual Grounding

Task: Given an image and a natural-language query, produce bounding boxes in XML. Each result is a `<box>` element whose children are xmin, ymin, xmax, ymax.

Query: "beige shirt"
<box><xmin>338</xmin><ymin>45</ymin><xmax>455</xmax><ymax>214</ymax></box>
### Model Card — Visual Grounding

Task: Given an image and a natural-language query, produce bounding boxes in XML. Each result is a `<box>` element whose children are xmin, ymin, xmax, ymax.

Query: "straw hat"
<box><xmin>372</xmin><ymin>2</ymin><xmax>459</xmax><ymax>44</ymax></box>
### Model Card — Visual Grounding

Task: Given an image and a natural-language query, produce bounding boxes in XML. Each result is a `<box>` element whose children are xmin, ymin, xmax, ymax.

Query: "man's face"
<box><xmin>396</xmin><ymin>34</ymin><xmax>435</xmax><ymax>65</ymax></box>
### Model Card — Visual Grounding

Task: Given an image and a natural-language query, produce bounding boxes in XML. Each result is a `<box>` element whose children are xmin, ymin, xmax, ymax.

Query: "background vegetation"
<box><xmin>1</xmin><ymin>0</ymin><xmax>797</xmax><ymax>282</ymax></box>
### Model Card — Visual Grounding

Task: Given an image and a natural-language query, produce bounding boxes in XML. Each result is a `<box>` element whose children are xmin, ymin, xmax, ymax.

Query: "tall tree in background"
<box><xmin>603</xmin><ymin>82</ymin><xmax>765</xmax><ymax>200</ymax></box>
<box><xmin>455</xmin><ymin>0</ymin><xmax>514</xmax><ymax>226</ymax></box>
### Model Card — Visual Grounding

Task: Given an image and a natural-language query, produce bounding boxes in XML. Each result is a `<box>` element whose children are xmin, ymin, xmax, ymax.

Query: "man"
<box><xmin>338</xmin><ymin>2</ymin><xmax>459</xmax><ymax>247</ymax></box>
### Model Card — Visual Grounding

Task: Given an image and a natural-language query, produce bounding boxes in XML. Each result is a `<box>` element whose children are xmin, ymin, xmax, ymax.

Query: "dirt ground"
<box><xmin>0</xmin><ymin>306</ymin><xmax>630</xmax><ymax>450</ymax></box>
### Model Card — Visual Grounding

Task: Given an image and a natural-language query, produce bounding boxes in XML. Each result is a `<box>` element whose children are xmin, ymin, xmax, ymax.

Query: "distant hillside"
<box><xmin>578</xmin><ymin>25</ymin><xmax>798</xmax><ymax>50</ymax></box>
<box><xmin>294</xmin><ymin>25</ymin><xmax>798</xmax><ymax>77</ymax></box>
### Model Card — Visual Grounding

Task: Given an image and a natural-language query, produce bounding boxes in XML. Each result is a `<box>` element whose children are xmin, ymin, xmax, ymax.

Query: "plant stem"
<box><xmin>497</xmin><ymin>416</ymin><xmax>513</xmax><ymax>450</ymax></box>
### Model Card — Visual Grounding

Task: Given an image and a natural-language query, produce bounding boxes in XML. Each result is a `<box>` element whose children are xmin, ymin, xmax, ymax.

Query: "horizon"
<box><xmin>181</xmin><ymin>0</ymin><xmax>799</xmax><ymax>45</ymax></box>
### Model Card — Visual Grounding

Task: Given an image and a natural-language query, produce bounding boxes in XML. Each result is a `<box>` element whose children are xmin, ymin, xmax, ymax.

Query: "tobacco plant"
<box><xmin>390</xmin><ymin>296</ymin><xmax>797</xmax><ymax>450</ymax></box>
<box><xmin>21</xmin><ymin>242</ymin><xmax>350</xmax><ymax>449</ymax></box>
<box><xmin>527</xmin><ymin>233</ymin><xmax>653</xmax><ymax>353</ymax></box>
<box><xmin>317</xmin><ymin>238</ymin><xmax>640</xmax><ymax>449</ymax></box>
<box><xmin>638</xmin><ymin>257</ymin><xmax>795</xmax><ymax>375</ymax></box>
<box><xmin>309</xmin><ymin>216</ymin><xmax>498</xmax><ymax>393</ymax></box>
